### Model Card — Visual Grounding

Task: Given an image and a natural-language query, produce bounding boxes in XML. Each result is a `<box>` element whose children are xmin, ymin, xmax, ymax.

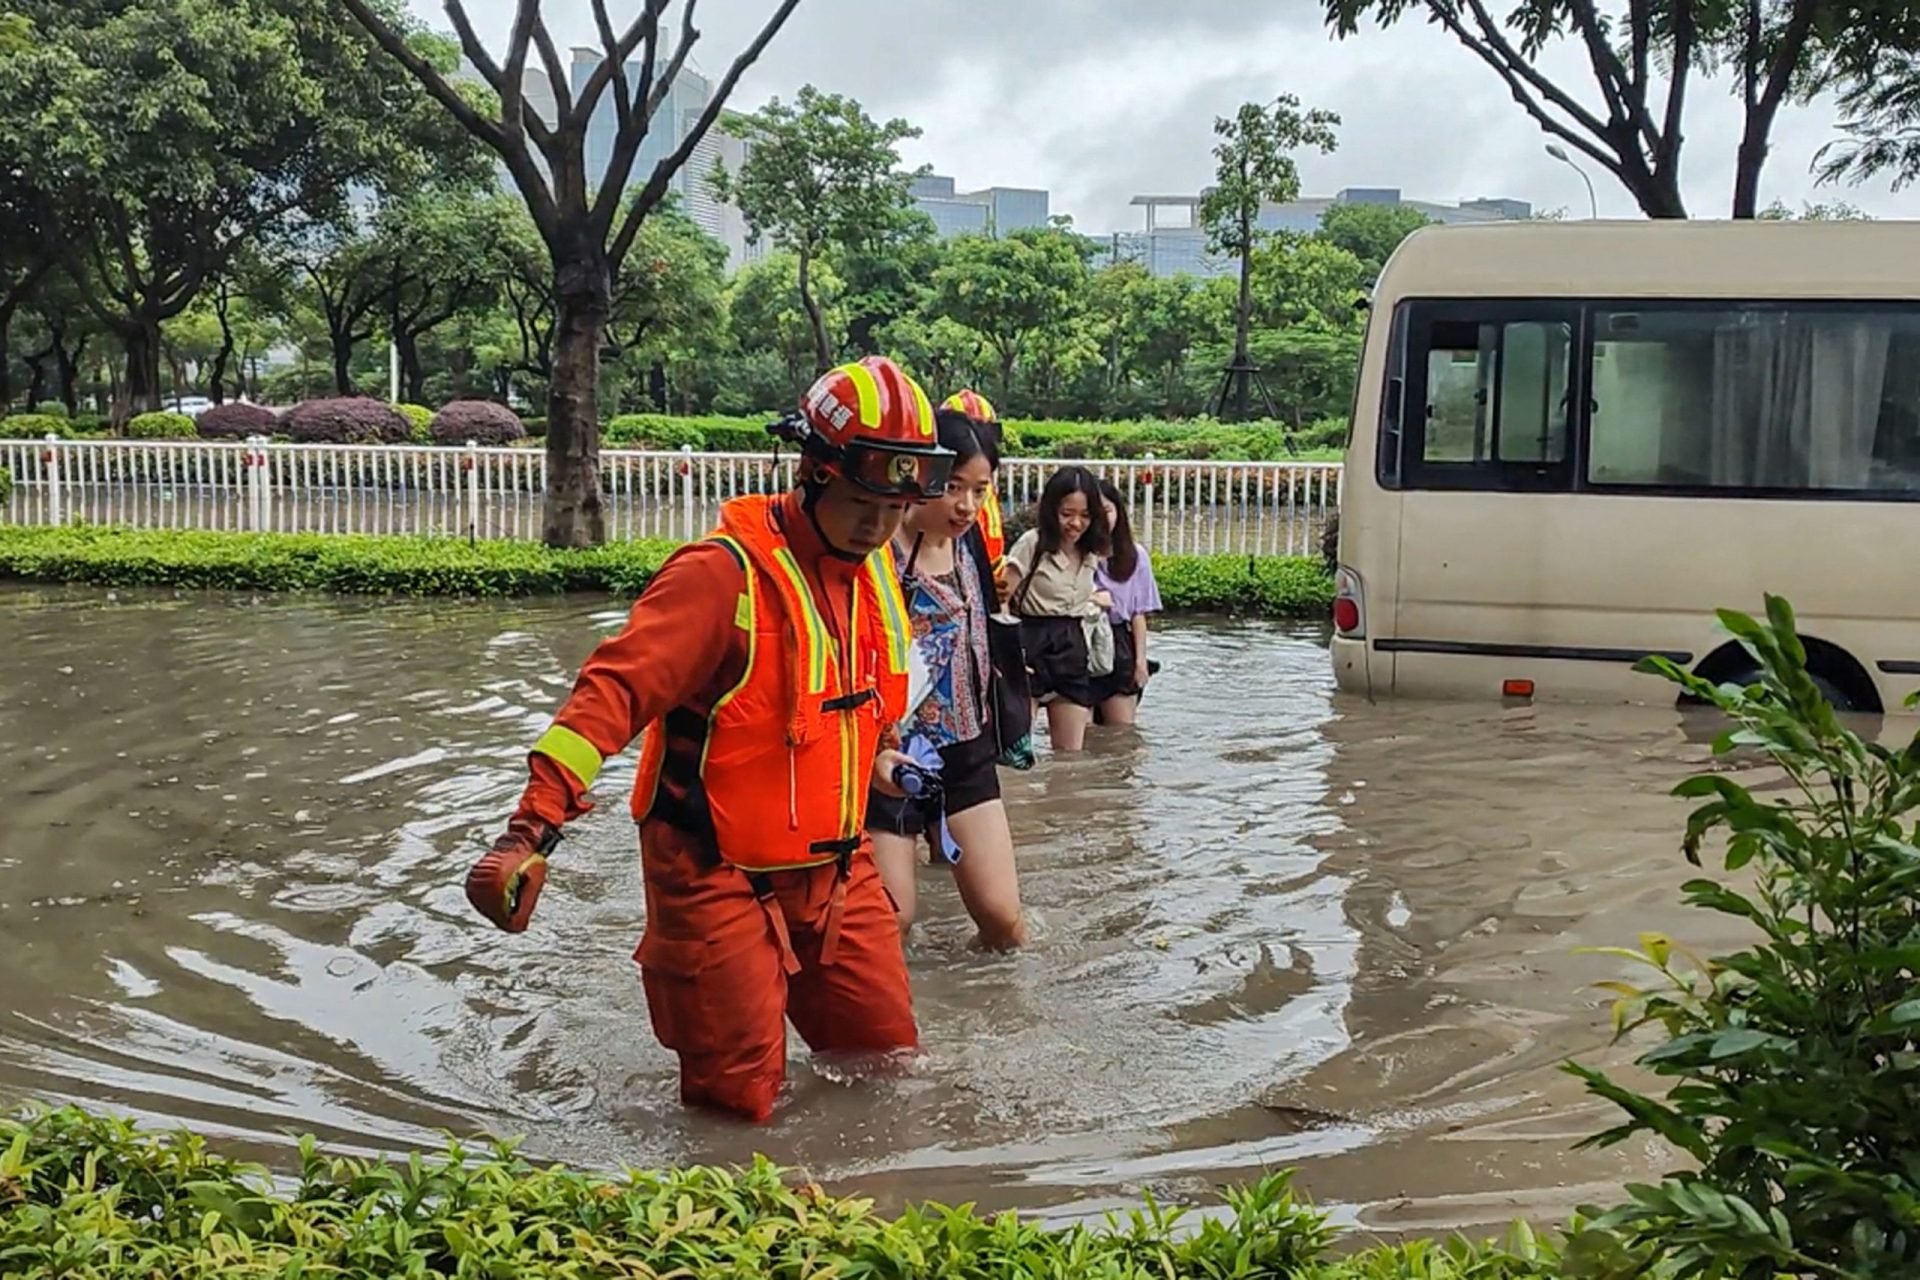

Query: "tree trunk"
<box><xmin>24</xmin><ymin>350</ymin><xmax>48</xmax><ymax>409</ymax></box>
<box><xmin>1732</xmin><ymin>127</ymin><xmax>1771</xmax><ymax>219</ymax></box>
<box><xmin>999</xmin><ymin>345</ymin><xmax>1017</xmax><ymax>406</ymax></box>
<box><xmin>544</xmin><ymin>257</ymin><xmax>611</xmax><ymax>548</ymax></box>
<box><xmin>210</xmin><ymin>286</ymin><xmax>236</xmax><ymax>404</ymax></box>
<box><xmin>797</xmin><ymin>246</ymin><xmax>831</xmax><ymax>374</ymax></box>
<box><xmin>331</xmin><ymin>325</ymin><xmax>355</xmax><ymax>395</ymax></box>
<box><xmin>0</xmin><ymin>301</ymin><xmax>14</xmax><ymax>410</ymax></box>
<box><xmin>120</xmin><ymin>321</ymin><xmax>163</xmax><ymax>424</ymax></box>
<box><xmin>396</xmin><ymin>326</ymin><xmax>426</xmax><ymax>403</ymax></box>
<box><xmin>449</xmin><ymin>344</ymin><xmax>474</xmax><ymax>399</ymax></box>
<box><xmin>1231</xmin><ymin>230</ymin><xmax>1255</xmax><ymax>423</ymax></box>
<box><xmin>57</xmin><ymin>334</ymin><xmax>86</xmax><ymax>418</ymax></box>
<box><xmin>648</xmin><ymin>361</ymin><xmax>668</xmax><ymax>413</ymax></box>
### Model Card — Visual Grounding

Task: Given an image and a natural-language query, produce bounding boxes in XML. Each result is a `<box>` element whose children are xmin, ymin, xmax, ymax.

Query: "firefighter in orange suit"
<box><xmin>464</xmin><ymin>356</ymin><xmax>954</xmax><ymax>1123</ymax></box>
<box><xmin>942</xmin><ymin>390</ymin><xmax>1005</xmax><ymax>567</ymax></box>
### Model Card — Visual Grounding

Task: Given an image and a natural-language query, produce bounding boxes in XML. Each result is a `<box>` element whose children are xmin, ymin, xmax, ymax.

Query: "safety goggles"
<box><xmin>842</xmin><ymin>441</ymin><xmax>954</xmax><ymax>500</ymax></box>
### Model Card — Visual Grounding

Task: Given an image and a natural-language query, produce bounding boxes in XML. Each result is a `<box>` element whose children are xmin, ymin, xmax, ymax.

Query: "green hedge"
<box><xmin>1155</xmin><ymin>553</ymin><xmax>1337</xmax><ymax>617</ymax></box>
<box><xmin>0</xmin><ymin>413</ymin><xmax>78</xmax><ymax>440</ymax></box>
<box><xmin>126</xmin><ymin>410</ymin><xmax>197</xmax><ymax>440</ymax></box>
<box><xmin>0</xmin><ymin>526</ymin><xmax>1334</xmax><ymax>616</ymax></box>
<box><xmin>0</xmin><ymin>1105</ymin><xmax>1563</xmax><ymax>1280</ymax></box>
<box><xmin>0</xmin><ymin>464</ymin><xmax>12</xmax><ymax>504</ymax></box>
<box><xmin>601</xmin><ymin>412</ymin><xmax>1345</xmax><ymax>461</ymax></box>
<box><xmin>2</xmin><ymin>411</ymin><xmax>1346</xmax><ymax>460</ymax></box>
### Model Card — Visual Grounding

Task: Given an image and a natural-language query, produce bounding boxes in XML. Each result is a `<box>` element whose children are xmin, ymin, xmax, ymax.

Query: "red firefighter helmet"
<box><xmin>772</xmin><ymin>357</ymin><xmax>951</xmax><ymax>499</ymax></box>
<box><xmin>941</xmin><ymin>389</ymin><xmax>998</xmax><ymax>424</ymax></box>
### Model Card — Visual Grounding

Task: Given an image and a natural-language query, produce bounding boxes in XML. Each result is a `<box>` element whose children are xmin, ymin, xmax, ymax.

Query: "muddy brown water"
<box><xmin>0</xmin><ymin>586</ymin><xmax>1751</xmax><ymax>1237</ymax></box>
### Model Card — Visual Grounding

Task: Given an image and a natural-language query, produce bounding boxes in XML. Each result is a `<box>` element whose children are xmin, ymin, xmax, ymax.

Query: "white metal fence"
<box><xmin>0</xmin><ymin>436</ymin><xmax>1341</xmax><ymax>558</ymax></box>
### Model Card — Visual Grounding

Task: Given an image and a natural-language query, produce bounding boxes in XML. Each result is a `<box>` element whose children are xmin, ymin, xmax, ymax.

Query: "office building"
<box><xmin>1101</xmin><ymin>186</ymin><xmax>1533</xmax><ymax>277</ymax></box>
<box><xmin>911</xmin><ymin>174</ymin><xmax>1051</xmax><ymax>239</ymax></box>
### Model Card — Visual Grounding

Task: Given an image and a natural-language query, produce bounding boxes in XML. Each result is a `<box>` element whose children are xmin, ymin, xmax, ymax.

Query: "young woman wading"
<box><xmin>867</xmin><ymin>409</ymin><xmax>1028</xmax><ymax>950</ymax></box>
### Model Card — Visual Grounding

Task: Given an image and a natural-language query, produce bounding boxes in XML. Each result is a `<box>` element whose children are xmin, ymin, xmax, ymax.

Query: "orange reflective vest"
<box><xmin>633</xmin><ymin>495</ymin><xmax>913</xmax><ymax>873</ymax></box>
<box><xmin>976</xmin><ymin>487</ymin><xmax>1005</xmax><ymax>566</ymax></box>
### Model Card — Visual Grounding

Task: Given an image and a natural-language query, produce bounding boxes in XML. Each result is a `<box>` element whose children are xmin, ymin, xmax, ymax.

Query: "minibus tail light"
<box><xmin>1333</xmin><ymin>567</ymin><xmax>1364</xmax><ymax>638</ymax></box>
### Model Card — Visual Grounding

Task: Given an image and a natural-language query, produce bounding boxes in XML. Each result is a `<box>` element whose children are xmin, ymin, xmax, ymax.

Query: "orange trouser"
<box><xmin>634</xmin><ymin>833</ymin><xmax>918</xmax><ymax>1123</ymax></box>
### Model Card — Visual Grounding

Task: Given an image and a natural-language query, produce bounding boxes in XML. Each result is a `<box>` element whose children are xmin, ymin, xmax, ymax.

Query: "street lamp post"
<box><xmin>1545</xmin><ymin>143</ymin><xmax>1599</xmax><ymax>219</ymax></box>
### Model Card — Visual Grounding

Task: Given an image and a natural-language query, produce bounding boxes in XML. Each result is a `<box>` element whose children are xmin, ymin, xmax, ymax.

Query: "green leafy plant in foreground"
<box><xmin>0</xmin><ymin>1105</ymin><xmax>1563</xmax><ymax>1279</ymax></box>
<box><xmin>1566</xmin><ymin>596</ymin><xmax>1920</xmax><ymax>1279</ymax></box>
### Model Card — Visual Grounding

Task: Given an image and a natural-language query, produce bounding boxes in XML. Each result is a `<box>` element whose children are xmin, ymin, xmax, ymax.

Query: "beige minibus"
<box><xmin>1332</xmin><ymin>220</ymin><xmax>1920</xmax><ymax>709</ymax></box>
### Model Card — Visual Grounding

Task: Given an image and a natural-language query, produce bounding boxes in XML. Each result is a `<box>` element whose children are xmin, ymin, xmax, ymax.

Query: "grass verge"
<box><xmin>0</xmin><ymin>526</ymin><xmax>1334</xmax><ymax>618</ymax></box>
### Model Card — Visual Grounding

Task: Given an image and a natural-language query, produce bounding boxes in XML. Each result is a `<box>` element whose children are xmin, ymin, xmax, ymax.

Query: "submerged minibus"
<box><xmin>1333</xmin><ymin>220</ymin><xmax>1920</xmax><ymax>709</ymax></box>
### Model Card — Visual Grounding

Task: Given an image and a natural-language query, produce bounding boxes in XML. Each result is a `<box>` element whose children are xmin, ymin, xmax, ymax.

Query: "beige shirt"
<box><xmin>1006</xmin><ymin>529</ymin><xmax>1097</xmax><ymax>618</ymax></box>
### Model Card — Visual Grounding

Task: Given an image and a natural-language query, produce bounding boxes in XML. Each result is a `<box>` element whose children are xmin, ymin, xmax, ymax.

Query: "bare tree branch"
<box><xmin>1656</xmin><ymin>0</ymin><xmax>1694</xmax><ymax>187</ymax></box>
<box><xmin>497</xmin><ymin>0</ymin><xmax>540</xmax><ymax>152</ymax></box>
<box><xmin>591</xmin><ymin>0</ymin><xmax>638</xmax><ymax>126</ymax></box>
<box><xmin>651</xmin><ymin>1</ymin><xmax>700</xmax><ymax>121</ymax></box>
<box><xmin>1453</xmin><ymin>0</ymin><xmax>1618</xmax><ymax>149</ymax></box>
<box><xmin>629</xmin><ymin>0</ymin><xmax>669</xmax><ymax>175</ymax></box>
<box><xmin>338</xmin><ymin>0</ymin><xmax>564</xmax><ymax>234</ymax></box>
<box><xmin>1756</xmin><ymin>0</ymin><xmax>1821</xmax><ymax>121</ymax></box>
<box><xmin>596</xmin><ymin>3</ymin><xmax>697</xmax><ymax>238</ymax></box>
<box><xmin>571</xmin><ymin>3</ymin><xmax>663</xmax><ymax>125</ymax></box>
<box><xmin>528</xmin><ymin>10</ymin><xmax>571</xmax><ymax>125</ymax></box>
<box><xmin>1629</xmin><ymin>0</ymin><xmax>1651</xmax><ymax>103</ymax></box>
<box><xmin>1432</xmin><ymin>1</ymin><xmax>1626</xmax><ymax>179</ymax></box>
<box><xmin>338</xmin><ymin>0</ymin><xmax>504</xmax><ymax>150</ymax></box>
<box><xmin>614</xmin><ymin>0</ymin><xmax>805</xmax><ymax>268</ymax></box>
<box><xmin>1563</xmin><ymin>0</ymin><xmax>1665</xmax><ymax>159</ymax></box>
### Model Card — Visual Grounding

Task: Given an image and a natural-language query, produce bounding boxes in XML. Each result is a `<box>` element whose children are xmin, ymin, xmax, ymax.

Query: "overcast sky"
<box><xmin>406</xmin><ymin>0</ymin><xmax>1920</xmax><ymax>232</ymax></box>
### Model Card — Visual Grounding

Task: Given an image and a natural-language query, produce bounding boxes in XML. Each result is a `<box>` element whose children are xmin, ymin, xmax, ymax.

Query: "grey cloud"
<box><xmin>418</xmin><ymin>0</ymin><xmax>1920</xmax><ymax>224</ymax></box>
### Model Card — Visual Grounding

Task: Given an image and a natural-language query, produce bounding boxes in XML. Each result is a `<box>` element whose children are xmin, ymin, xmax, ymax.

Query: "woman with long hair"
<box><xmin>866</xmin><ymin>408</ymin><xmax>1027</xmax><ymax>950</ymax></box>
<box><xmin>1091</xmin><ymin>476</ymin><xmax>1163</xmax><ymax>726</ymax></box>
<box><xmin>1001</xmin><ymin>465</ymin><xmax>1111</xmax><ymax>753</ymax></box>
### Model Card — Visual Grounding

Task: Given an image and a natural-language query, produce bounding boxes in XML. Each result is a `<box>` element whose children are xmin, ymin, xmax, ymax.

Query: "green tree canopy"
<box><xmin>0</xmin><ymin>0</ymin><xmax>479</xmax><ymax>420</ymax></box>
<box><xmin>1316</xmin><ymin>201</ymin><xmax>1433</xmax><ymax>275</ymax></box>
<box><xmin>713</xmin><ymin>86</ymin><xmax>923</xmax><ymax>372</ymax></box>
<box><xmin>931</xmin><ymin>227</ymin><xmax>1091</xmax><ymax>402</ymax></box>
<box><xmin>1200</xmin><ymin>95</ymin><xmax>1338</xmax><ymax>421</ymax></box>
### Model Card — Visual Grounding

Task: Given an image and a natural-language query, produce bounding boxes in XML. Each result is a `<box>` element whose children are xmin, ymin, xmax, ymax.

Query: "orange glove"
<box><xmin>465</xmin><ymin>816</ymin><xmax>561</xmax><ymax>933</ymax></box>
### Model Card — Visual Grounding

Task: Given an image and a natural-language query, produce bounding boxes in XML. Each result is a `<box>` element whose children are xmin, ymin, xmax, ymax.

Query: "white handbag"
<box><xmin>1082</xmin><ymin>611</ymin><xmax>1115</xmax><ymax>678</ymax></box>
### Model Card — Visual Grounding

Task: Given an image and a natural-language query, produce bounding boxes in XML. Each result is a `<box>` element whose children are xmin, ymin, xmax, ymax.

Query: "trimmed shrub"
<box><xmin>0</xmin><ymin>413</ymin><xmax>74</xmax><ymax>440</ymax></box>
<box><xmin>282</xmin><ymin>397</ymin><xmax>411</xmax><ymax>444</ymax></box>
<box><xmin>521</xmin><ymin>415</ymin><xmax>547</xmax><ymax>438</ymax></box>
<box><xmin>31</xmin><ymin>400</ymin><xmax>67</xmax><ymax>417</ymax></box>
<box><xmin>0</xmin><ymin>465</ymin><xmax>11</xmax><ymax>504</ymax></box>
<box><xmin>126</xmin><ymin>411</ymin><xmax>197</xmax><ymax>440</ymax></box>
<box><xmin>391</xmin><ymin>402</ymin><xmax>433</xmax><ymax>443</ymax></box>
<box><xmin>0</xmin><ymin>1105</ymin><xmax>1570</xmax><ymax>1280</ymax></box>
<box><xmin>1154</xmin><ymin>552</ymin><xmax>1336</xmax><ymax>618</ymax></box>
<box><xmin>430</xmin><ymin>398</ymin><xmax>527</xmax><ymax>447</ymax></box>
<box><xmin>607</xmin><ymin>413</ymin><xmax>703</xmax><ymax>450</ymax></box>
<box><xmin>0</xmin><ymin>526</ymin><xmax>1334</xmax><ymax>616</ymax></box>
<box><xmin>194</xmin><ymin>401</ymin><xmax>279</xmax><ymax>441</ymax></box>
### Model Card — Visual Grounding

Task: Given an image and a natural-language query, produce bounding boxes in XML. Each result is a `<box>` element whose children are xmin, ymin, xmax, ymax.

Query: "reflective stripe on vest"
<box><xmin>977</xmin><ymin>488</ymin><xmax>1005</xmax><ymax>563</ymax></box>
<box><xmin>865</xmin><ymin>541</ymin><xmax>912</xmax><ymax>677</ymax></box>
<box><xmin>533</xmin><ymin>722</ymin><xmax>603</xmax><ymax>791</ymax></box>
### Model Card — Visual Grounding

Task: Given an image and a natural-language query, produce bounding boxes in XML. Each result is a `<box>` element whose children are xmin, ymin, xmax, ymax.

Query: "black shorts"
<box><xmin>1090</xmin><ymin>621</ymin><xmax>1143</xmax><ymax>703</ymax></box>
<box><xmin>1019</xmin><ymin>616</ymin><xmax>1094</xmax><ymax>708</ymax></box>
<box><xmin>866</xmin><ymin>731</ymin><xmax>1002</xmax><ymax>837</ymax></box>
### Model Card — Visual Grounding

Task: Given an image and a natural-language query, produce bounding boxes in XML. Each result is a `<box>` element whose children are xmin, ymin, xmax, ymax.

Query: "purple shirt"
<box><xmin>1095</xmin><ymin>548</ymin><xmax>1163</xmax><ymax>623</ymax></box>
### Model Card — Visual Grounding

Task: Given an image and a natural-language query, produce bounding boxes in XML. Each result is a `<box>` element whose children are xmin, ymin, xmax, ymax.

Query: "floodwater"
<box><xmin>0</xmin><ymin>587</ymin><xmax>1745</xmax><ymax>1237</ymax></box>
